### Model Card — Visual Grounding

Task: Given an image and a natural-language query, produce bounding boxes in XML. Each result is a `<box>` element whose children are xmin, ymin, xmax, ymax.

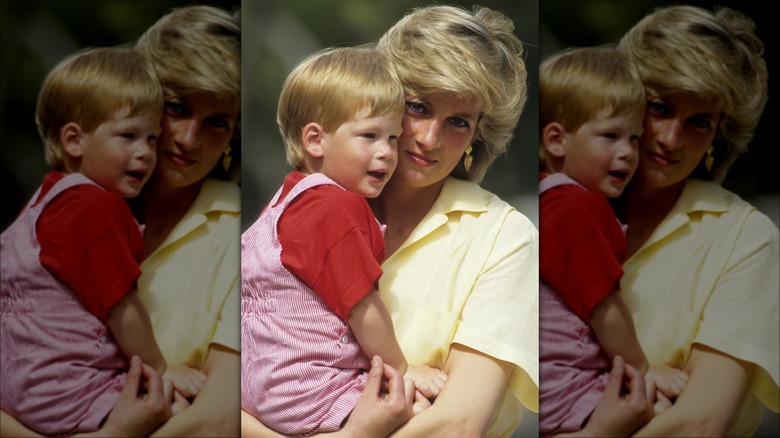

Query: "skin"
<box><xmin>543</xmin><ymin>110</ymin><xmax>642</xmax><ymax>198</ymax></box>
<box><xmin>302</xmin><ymin>109</ymin><xmax>402</xmax><ymax>198</ymax></box>
<box><xmin>61</xmin><ymin>108</ymin><xmax>160</xmax><ymax>198</ymax></box>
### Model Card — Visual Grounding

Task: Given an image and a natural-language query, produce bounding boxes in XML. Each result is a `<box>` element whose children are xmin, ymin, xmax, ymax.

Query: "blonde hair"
<box><xmin>618</xmin><ymin>5</ymin><xmax>768</xmax><ymax>183</ymax></box>
<box><xmin>539</xmin><ymin>46</ymin><xmax>645</xmax><ymax>171</ymax></box>
<box><xmin>136</xmin><ymin>4</ymin><xmax>240</xmax><ymax>178</ymax></box>
<box><xmin>36</xmin><ymin>46</ymin><xmax>163</xmax><ymax>170</ymax></box>
<box><xmin>277</xmin><ymin>46</ymin><xmax>404</xmax><ymax>169</ymax></box>
<box><xmin>377</xmin><ymin>5</ymin><xmax>527</xmax><ymax>183</ymax></box>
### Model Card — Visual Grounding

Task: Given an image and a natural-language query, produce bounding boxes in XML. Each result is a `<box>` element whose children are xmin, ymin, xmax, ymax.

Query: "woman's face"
<box><xmin>634</xmin><ymin>92</ymin><xmax>720</xmax><ymax>190</ymax></box>
<box><xmin>154</xmin><ymin>92</ymin><xmax>238</xmax><ymax>189</ymax></box>
<box><xmin>394</xmin><ymin>93</ymin><xmax>480</xmax><ymax>189</ymax></box>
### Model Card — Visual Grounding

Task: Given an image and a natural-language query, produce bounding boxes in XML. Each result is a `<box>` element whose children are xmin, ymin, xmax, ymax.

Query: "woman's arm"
<box><xmin>633</xmin><ymin>344</ymin><xmax>753</xmax><ymax>437</ymax></box>
<box><xmin>150</xmin><ymin>344</ymin><xmax>240</xmax><ymax>437</ymax></box>
<box><xmin>389</xmin><ymin>344</ymin><xmax>510</xmax><ymax>438</ymax></box>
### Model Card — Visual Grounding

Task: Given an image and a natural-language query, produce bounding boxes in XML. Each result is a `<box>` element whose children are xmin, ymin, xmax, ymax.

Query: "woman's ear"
<box><xmin>301</xmin><ymin>122</ymin><xmax>325</xmax><ymax>159</ymax></box>
<box><xmin>60</xmin><ymin>122</ymin><xmax>85</xmax><ymax>158</ymax></box>
<box><xmin>542</xmin><ymin>122</ymin><xmax>566</xmax><ymax>158</ymax></box>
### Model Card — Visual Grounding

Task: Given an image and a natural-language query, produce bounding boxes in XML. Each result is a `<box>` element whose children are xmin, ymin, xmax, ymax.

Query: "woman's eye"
<box><xmin>646</xmin><ymin>101</ymin><xmax>668</xmax><ymax>116</ymax></box>
<box><xmin>206</xmin><ymin>116</ymin><xmax>230</xmax><ymax>130</ymax></box>
<box><xmin>689</xmin><ymin>117</ymin><xmax>713</xmax><ymax>130</ymax></box>
<box><xmin>164</xmin><ymin>101</ymin><xmax>187</xmax><ymax>116</ymax></box>
<box><xmin>406</xmin><ymin>102</ymin><xmax>425</xmax><ymax>114</ymax></box>
<box><xmin>449</xmin><ymin>117</ymin><xmax>469</xmax><ymax>129</ymax></box>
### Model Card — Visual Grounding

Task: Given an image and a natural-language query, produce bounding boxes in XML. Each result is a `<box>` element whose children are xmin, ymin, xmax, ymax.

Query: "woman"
<box><xmin>545</xmin><ymin>2</ymin><xmax>779</xmax><ymax>436</ymax></box>
<box><xmin>0</xmin><ymin>3</ymin><xmax>241</xmax><ymax>436</ymax></box>
<box><xmin>242</xmin><ymin>4</ymin><xmax>539</xmax><ymax>438</ymax></box>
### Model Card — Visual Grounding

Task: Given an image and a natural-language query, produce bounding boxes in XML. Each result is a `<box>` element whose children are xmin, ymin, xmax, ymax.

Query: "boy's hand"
<box><xmin>162</xmin><ymin>364</ymin><xmax>207</xmax><ymax>398</ymax></box>
<box><xmin>646</xmin><ymin>364</ymin><xmax>688</xmax><ymax>398</ymax></box>
<box><xmin>404</xmin><ymin>364</ymin><xmax>448</xmax><ymax>399</ymax></box>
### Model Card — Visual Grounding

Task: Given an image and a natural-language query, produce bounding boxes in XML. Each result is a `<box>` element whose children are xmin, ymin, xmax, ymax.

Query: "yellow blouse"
<box><xmin>622</xmin><ymin>179</ymin><xmax>779</xmax><ymax>436</ymax></box>
<box><xmin>138</xmin><ymin>178</ymin><xmax>241</xmax><ymax>368</ymax></box>
<box><xmin>379</xmin><ymin>177</ymin><xmax>539</xmax><ymax>438</ymax></box>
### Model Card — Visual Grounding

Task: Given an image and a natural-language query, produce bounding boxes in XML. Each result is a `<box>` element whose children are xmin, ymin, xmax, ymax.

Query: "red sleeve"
<box><xmin>279</xmin><ymin>184</ymin><xmax>385</xmax><ymax>321</ymax></box>
<box><xmin>540</xmin><ymin>185</ymin><xmax>626</xmax><ymax>322</ymax></box>
<box><xmin>38</xmin><ymin>185</ymin><xmax>144</xmax><ymax>322</ymax></box>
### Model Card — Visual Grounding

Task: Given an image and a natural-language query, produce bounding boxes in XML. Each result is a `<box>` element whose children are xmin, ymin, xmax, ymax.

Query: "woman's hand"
<box><xmin>97</xmin><ymin>355</ymin><xmax>172</xmax><ymax>437</ymax></box>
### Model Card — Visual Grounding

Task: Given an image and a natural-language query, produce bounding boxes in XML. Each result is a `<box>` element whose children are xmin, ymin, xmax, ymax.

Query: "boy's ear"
<box><xmin>542</xmin><ymin>122</ymin><xmax>566</xmax><ymax>158</ymax></box>
<box><xmin>60</xmin><ymin>122</ymin><xmax>85</xmax><ymax>158</ymax></box>
<box><xmin>301</xmin><ymin>122</ymin><xmax>325</xmax><ymax>158</ymax></box>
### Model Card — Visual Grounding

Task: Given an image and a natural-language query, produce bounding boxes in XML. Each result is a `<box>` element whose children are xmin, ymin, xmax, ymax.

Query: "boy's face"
<box><xmin>78</xmin><ymin>108</ymin><xmax>160</xmax><ymax>198</ymax></box>
<box><xmin>561</xmin><ymin>110</ymin><xmax>643</xmax><ymax>198</ymax></box>
<box><xmin>319</xmin><ymin>108</ymin><xmax>402</xmax><ymax>198</ymax></box>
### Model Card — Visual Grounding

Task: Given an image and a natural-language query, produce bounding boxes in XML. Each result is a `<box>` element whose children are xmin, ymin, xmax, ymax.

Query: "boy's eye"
<box><xmin>121</xmin><ymin>132</ymin><xmax>136</xmax><ymax>140</ymax></box>
<box><xmin>361</xmin><ymin>132</ymin><xmax>376</xmax><ymax>139</ymax></box>
<box><xmin>602</xmin><ymin>132</ymin><xmax>617</xmax><ymax>139</ymax></box>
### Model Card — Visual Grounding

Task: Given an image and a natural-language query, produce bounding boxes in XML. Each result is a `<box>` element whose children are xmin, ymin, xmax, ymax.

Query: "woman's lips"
<box><xmin>646</xmin><ymin>150</ymin><xmax>678</xmax><ymax>167</ymax></box>
<box><xmin>406</xmin><ymin>151</ymin><xmax>437</xmax><ymax>167</ymax></box>
<box><xmin>164</xmin><ymin>151</ymin><xmax>195</xmax><ymax>167</ymax></box>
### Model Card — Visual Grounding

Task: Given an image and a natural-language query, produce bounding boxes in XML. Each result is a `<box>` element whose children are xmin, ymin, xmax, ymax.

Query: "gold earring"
<box><xmin>705</xmin><ymin>145</ymin><xmax>714</xmax><ymax>172</ymax></box>
<box><xmin>222</xmin><ymin>145</ymin><xmax>232</xmax><ymax>172</ymax></box>
<box><xmin>464</xmin><ymin>145</ymin><xmax>473</xmax><ymax>173</ymax></box>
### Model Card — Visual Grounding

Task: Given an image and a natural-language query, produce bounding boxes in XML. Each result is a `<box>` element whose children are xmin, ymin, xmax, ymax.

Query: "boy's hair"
<box><xmin>539</xmin><ymin>46</ymin><xmax>645</xmax><ymax>170</ymax></box>
<box><xmin>377</xmin><ymin>5</ymin><xmax>527</xmax><ymax>183</ymax></box>
<box><xmin>618</xmin><ymin>5</ymin><xmax>768</xmax><ymax>183</ymax></box>
<box><xmin>136</xmin><ymin>4</ymin><xmax>241</xmax><ymax>179</ymax></box>
<box><xmin>36</xmin><ymin>46</ymin><xmax>163</xmax><ymax>170</ymax></box>
<box><xmin>277</xmin><ymin>46</ymin><xmax>404</xmax><ymax>169</ymax></box>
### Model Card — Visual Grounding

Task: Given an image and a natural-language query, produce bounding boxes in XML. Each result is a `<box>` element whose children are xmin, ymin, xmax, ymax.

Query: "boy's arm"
<box><xmin>348</xmin><ymin>290</ymin><xmax>408</xmax><ymax>375</ymax></box>
<box><xmin>107</xmin><ymin>290</ymin><xmax>167</xmax><ymax>375</ymax></box>
<box><xmin>589</xmin><ymin>291</ymin><xmax>649</xmax><ymax>374</ymax></box>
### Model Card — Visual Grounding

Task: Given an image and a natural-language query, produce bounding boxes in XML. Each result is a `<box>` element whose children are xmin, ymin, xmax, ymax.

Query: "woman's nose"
<box><xmin>656</xmin><ymin>118</ymin><xmax>683</xmax><ymax>151</ymax></box>
<box><xmin>175</xmin><ymin>119</ymin><xmax>200</xmax><ymax>151</ymax></box>
<box><xmin>416</xmin><ymin>119</ymin><xmax>442</xmax><ymax>150</ymax></box>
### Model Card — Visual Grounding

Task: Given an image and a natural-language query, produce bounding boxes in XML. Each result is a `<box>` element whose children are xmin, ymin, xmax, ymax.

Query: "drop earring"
<box><xmin>463</xmin><ymin>145</ymin><xmax>473</xmax><ymax>173</ymax></box>
<box><xmin>223</xmin><ymin>145</ymin><xmax>232</xmax><ymax>172</ymax></box>
<box><xmin>705</xmin><ymin>145</ymin><xmax>714</xmax><ymax>172</ymax></box>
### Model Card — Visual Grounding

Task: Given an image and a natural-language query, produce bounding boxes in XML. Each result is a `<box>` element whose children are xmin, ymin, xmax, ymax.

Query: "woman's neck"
<box><xmin>137</xmin><ymin>177</ymin><xmax>204</xmax><ymax>257</ymax></box>
<box><xmin>370</xmin><ymin>177</ymin><xmax>445</xmax><ymax>258</ymax></box>
<box><xmin>623</xmin><ymin>179</ymin><xmax>686</xmax><ymax>258</ymax></box>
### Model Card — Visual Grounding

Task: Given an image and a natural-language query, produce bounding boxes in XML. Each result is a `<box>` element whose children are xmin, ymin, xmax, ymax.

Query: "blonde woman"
<box><xmin>242</xmin><ymin>4</ymin><xmax>538</xmax><ymax>438</ymax></box>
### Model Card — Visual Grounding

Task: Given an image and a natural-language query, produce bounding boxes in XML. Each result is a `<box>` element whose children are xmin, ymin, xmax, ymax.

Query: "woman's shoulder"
<box><xmin>684</xmin><ymin>179</ymin><xmax>779</xmax><ymax>235</ymax></box>
<box><xmin>443</xmin><ymin>177</ymin><xmax>537</xmax><ymax>233</ymax></box>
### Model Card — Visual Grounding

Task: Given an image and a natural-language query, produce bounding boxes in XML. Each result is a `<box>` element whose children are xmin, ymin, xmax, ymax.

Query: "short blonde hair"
<box><xmin>136</xmin><ymin>4</ymin><xmax>240</xmax><ymax>179</ymax></box>
<box><xmin>277</xmin><ymin>46</ymin><xmax>404</xmax><ymax>169</ymax></box>
<box><xmin>618</xmin><ymin>5</ymin><xmax>768</xmax><ymax>183</ymax></box>
<box><xmin>36</xmin><ymin>46</ymin><xmax>163</xmax><ymax>170</ymax></box>
<box><xmin>539</xmin><ymin>46</ymin><xmax>645</xmax><ymax>171</ymax></box>
<box><xmin>377</xmin><ymin>5</ymin><xmax>527</xmax><ymax>183</ymax></box>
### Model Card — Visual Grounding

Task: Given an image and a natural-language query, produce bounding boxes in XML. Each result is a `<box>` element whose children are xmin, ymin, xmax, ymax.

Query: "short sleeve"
<box><xmin>38</xmin><ymin>186</ymin><xmax>143</xmax><ymax>321</ymax></box>
<box><xmin>540</xmin><ymin>187</ymin><xmax>625</xmax><ymax>321</ymax></box>
<box><xmin>279</xmin><ymin>185</ymin><xmax>385</xmax><ymax>321</ymax></box>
